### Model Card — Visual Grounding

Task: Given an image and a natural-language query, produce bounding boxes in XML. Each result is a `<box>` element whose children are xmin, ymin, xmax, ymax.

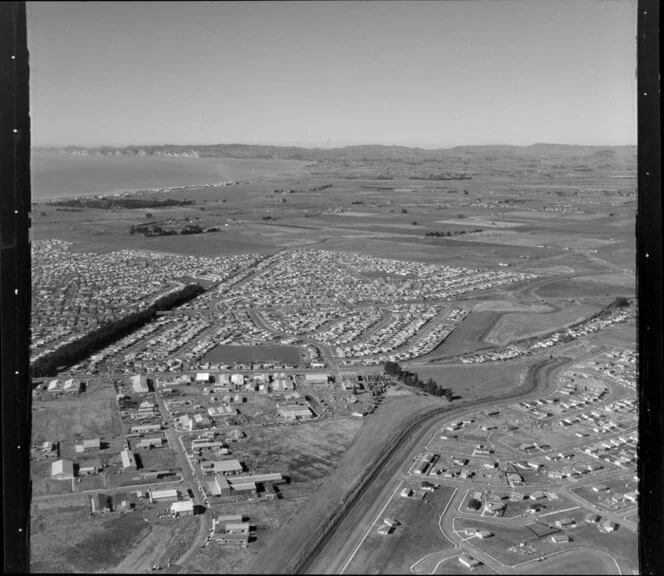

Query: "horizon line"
<box><xmin>32</xmin><ymin>141</ymin><xmax>637</xmax><ymax>151</ymax></box>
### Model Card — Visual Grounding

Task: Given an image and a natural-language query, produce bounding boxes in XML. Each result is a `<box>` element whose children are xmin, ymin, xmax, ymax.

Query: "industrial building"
<box><xmin>304</xmin><ymin>373</ymin><xmax>328</xmax><ymax>385</ymax></box>
<box><xmin>131</xmin><ymin>374</ymin><xmax>150</xmax><ymax>394</ymax></box>
<box><xmin>201</xmin><ymin>459</ymin><xmax>243</xmax><ymax>476</ymax></box>
<box><xmin>277</xmin><ymin>404</ymin><xmax>313</xmax><ymax>421</ymax></box>
<box><xmin>171</xmin><ymin>500</ymin><xmax>194</xmax><ymax>517</ymax></box>
<box><xmin>149</xmin><ymin>488</ymin><xmax>178</xmax><ymax>502</ymax></box>
<box><xmin>78</xmin><ymin>459</ymin><xmax>102</xmax><ymax>475</ymax></box>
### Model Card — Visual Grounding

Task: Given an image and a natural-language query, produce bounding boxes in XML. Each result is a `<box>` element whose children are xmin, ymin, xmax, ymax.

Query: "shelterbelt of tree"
<box><xmin>284</xmin><ymin>356</ymin><xmax>569</xmax><ymax>575</ymax></box>
<box><xmin>30</xmin><ymin>284</ymin><xmax>204</xmax><ymax>377</ymax></box>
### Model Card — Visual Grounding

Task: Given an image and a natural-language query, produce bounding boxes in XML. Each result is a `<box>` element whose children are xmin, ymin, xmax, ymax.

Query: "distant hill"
<box><xmin>34</xmin><ymin>142</ymin><xmax>636</xmax><ymax>163</ymax></box>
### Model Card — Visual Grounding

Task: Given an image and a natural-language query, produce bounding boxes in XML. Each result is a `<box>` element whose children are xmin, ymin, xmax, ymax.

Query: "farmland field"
<box><xmin>201</xmin><ymin>344</ymin><xmax>301</xmax><ymax>365</ymax></box>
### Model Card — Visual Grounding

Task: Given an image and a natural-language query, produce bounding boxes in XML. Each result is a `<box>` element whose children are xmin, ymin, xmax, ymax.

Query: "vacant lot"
<box><xmin>31</xmin><ymin>503</ymin><xmax>150</xmax><ymax>573</ymax></box>
<box><xmin>32</xmin><ymin>387</ymin><xmax>123</xmax><ymax>444</ymax></box>
<box><xmin>202</xmin><ymin>344</ymin><xmax>300</xmax><ymax>365</ymax></box>
<box><xmin>111</xmin><ymin>516</ymin><xmax>199</xmax><ymax>573</ymax></box>
<box><xmin>343</xmin><ymin>484</ymin><xmax>457</xmax><ymax>574</ymax></box>
<box><xmin>518</xmin><ymin>549</ymin><xmax>619</xmax><ymax>574</ymax></box>
<box><xmin>420</xmin><ymin>311</ymin><xmax>502</xmax><ymax>360</ymax></box>
<box><xmin>229</xmin><ymin>415</ymin><xmax>363</xmax><ymax>484</ymax></box>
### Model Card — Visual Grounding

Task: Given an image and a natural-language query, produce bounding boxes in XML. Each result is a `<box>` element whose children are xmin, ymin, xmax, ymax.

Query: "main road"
<box><xmin>296</xmin><ymin>354</ymin><xmax>572</xmax><ymax>574</ymax></box>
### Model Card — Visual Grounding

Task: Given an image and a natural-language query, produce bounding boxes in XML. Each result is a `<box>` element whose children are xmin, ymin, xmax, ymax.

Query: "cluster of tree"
<box><xmin>30</xmin><ymin>284</ymin><xmax>204</xmax><ymax>377</ymax></box>
<box><xmin>425</xmin><ymin>228</ymin><xmax>483</xmax><ymax>237</ymax></box>
<box><xmin>274</xmin><ymin>183</ymin><xmax>333</xmax><ymax>194</ymax></box>
<box><xmin>351</xmin><ymin>200</ymin><xmax>365</xmax><ymax>205</ymax></box>
<box><xmin>384</xmin><ymin>361</ymin><xmax>454</xmax><ymax>401</ymax></box>
<box><xmin>129</xmin><ymin>223</ymin><xmax>207</xmax><ymax>236</ymax></box>
<box><xmin>605</xmin><ymin>296</ymin><xmax>631</xmax><ymax>311</ymax></box>
<box><xmin>50</xmin><ymin>197</ymin><xmax>195</xmax><ymax>210</ymax></box>
<box><xmin>409</xmin><ymin>174</ymin><xmax>472</xmax><ymax>181</ymax></box>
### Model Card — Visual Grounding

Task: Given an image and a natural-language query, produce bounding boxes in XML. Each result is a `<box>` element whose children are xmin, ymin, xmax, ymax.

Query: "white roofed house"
<box><xmin>196</xmin><ymin>372</ymin><xmax>212</xmax><ymax>383</ymax></box>
<box><xmin>51</xmin><ymin>459</ymin><xmax>75</xmax><ymax>480</ymax></box>
<box><xmin>120</xmin><ymin>448</ymin><xmax>137</xmax><ymax>469</ymax></box>
<box><xmin>230</xmin><ymin>373</ymin><xmax>245</xmax><ymax>386</ymax></box>
<box><xmin>63</xmin><ymin>378</ymin><xmax>82</xmax><ymax>394</ymax></box>
<box><xmin>47</xmin><ymin>379</ymin><xmax>62</xmax><ymax>393</ymax></box>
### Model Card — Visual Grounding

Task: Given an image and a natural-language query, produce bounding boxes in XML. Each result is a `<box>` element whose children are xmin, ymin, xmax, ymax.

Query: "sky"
<box><xmin>27</xmin><ymin>1</ymin><xmax>637</xmax><ymax>148</ymax></box>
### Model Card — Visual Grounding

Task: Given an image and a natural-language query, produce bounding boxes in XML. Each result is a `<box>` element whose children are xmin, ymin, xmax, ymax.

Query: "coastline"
<box><xmin>31</xmin><ymin>179</ymin><xmax>249</xmax><ymax>205</ymax></box>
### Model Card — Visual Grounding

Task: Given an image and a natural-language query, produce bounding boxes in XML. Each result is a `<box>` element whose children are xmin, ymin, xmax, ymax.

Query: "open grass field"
<box><xmin>534</xmin><ymin>279</ymin><xmax>621</xmax><ymax>299</ymax></box>
<box><xmin>342</xmin><ymin>484</ymin><xmax>457</xmax><ymax>574</ymax></box>
<box><xmin>485</xmin><ymin>302</ymin><xmax>602</xmax><ymax>345</ymax></box>
<box><xmin>406</xmin><ymin>359</ymin><xmax>529</xmax><ymax>401</ymax></box>
<box><xmin>31</xmin><ymin>387</ymin><xmax>123</xmax><ymax>444</ymax></box>
<box><xmin>472</xmin><ymin>301</ymin><xmax>554</xmax><ymax>313</ymax></box>
<box><xmin>518</xmin><ymin>548</ymin><xmax>620</xmax><ymax>574</ymax></box>
<box><xmin>201</xmin><ymin>344</ymin><xmax>300</xmax><ymax>365</ymax></box>
<box><xmin>419</xmin><ymin>311</ymin><xmax>501</xmax><ymax>360</ymax></box>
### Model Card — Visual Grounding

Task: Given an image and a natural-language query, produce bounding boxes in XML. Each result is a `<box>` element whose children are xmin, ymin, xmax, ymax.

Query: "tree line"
<box><xmin>425</xmin><ymin>228</ymin><xmax>483</xmax><ymax>237</ymax></box>
<box><xmin>30</xmin><ymin>284</ymin><xmax>204</xmax><ymax>377</ymax></box>
<box><xmin>384</xmin><ymin>361</ymin><xmax>454</xmax><ymax>401</ymax></box>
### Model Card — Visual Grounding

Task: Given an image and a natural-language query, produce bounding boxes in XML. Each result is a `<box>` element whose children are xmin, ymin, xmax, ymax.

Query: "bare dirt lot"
<box><xmin>31</xmin><ymin>501</ymin><xmax>150</xmax><ymax>573</ymax></box>
<box><xmin>32</xmin><ymin>386</ymin><xmax>123</xmax><ymax>444</ymax></box>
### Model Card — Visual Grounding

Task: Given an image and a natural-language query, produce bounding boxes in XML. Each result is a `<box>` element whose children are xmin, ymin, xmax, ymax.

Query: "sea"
<box><xmin>31</xmin><ymin>152</ymin><xmax>307</xmax><ymax>200</ymax></box>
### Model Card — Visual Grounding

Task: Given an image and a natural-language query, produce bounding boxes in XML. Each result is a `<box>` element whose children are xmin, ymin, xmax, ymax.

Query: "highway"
<box><xmin>299</xmin><ymin>346</ymin><xmax>636</xmax><ymax>574</ymax></box>
<box><xmin>297</xmin><ymin>355</ymin><xmax>571</xmax><ymax>574</ymax></box>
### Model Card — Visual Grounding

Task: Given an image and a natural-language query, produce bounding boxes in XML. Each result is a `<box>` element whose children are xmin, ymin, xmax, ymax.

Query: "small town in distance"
<box><xmin>29</xmin><ymin>142</ymin><xmax>637</xmax><ymax>575</ymax></box>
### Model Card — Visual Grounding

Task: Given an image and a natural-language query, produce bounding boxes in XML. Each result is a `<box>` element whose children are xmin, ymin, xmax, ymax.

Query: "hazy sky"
<box><xmin>28</xmin><ymin>1</ymin><xmax>637</xmax><ymax>148</ymax></box>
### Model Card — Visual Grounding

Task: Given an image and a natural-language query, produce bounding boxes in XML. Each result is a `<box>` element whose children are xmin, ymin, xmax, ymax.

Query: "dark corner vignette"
<box><xmin>1</xmin><ymin>1</ymin><xmax>32</xmax><ymax>573</ymax></box>
<box><xmin>637</xmin><ymin>0</ymin><xmax>663</xmax><ymax>575</ymax></box>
